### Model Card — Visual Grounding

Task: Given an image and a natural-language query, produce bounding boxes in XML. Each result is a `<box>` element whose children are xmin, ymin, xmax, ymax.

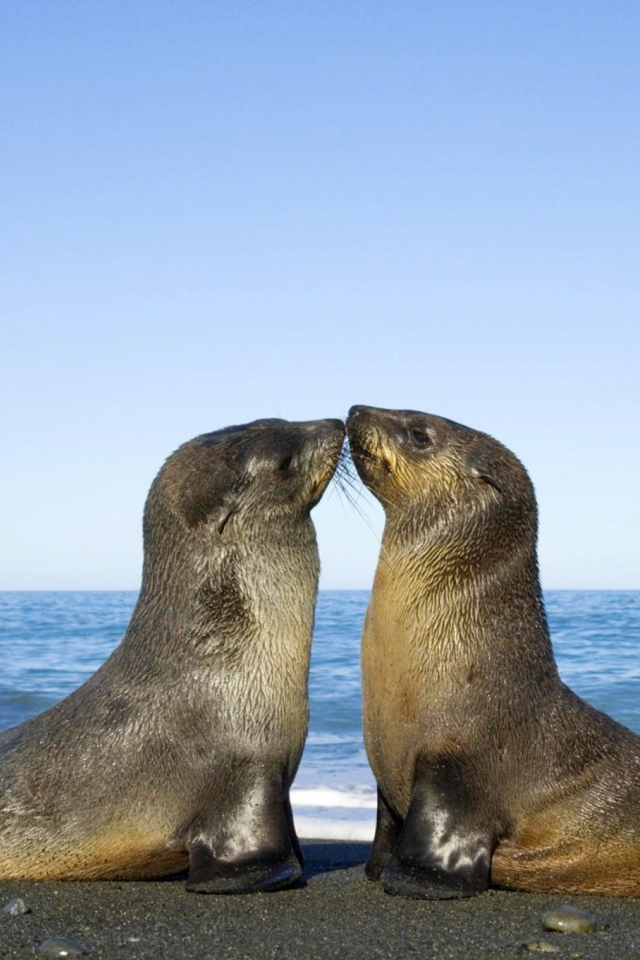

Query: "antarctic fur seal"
<box><xmin>0</xmin><ymin>417</ymin><xmax>345</xmax><ymax>892</ymax></box>
<box><xmin>347</xmin><ymin>404</ymin><xmax>640</xmax><ymax>898</ymax></box>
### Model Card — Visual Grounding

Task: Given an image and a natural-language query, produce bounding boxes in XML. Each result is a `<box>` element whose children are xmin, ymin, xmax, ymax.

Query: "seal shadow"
<box><xmin>301</xmin><ymin>841</ymin><xmax>371</xmax><ymax>879</ymax></box>
<box><xmin>131</xmin><ymin>842</ymin><xmax>370</xmax><ymax>889</ymax></box>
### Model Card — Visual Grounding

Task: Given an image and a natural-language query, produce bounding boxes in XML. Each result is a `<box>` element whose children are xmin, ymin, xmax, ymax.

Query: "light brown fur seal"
<box><xmin>0</xmin><ymin>417</ymin><xmax>344</xmax><ymax>892</ymax></box>
<box><xmin>346</xmin><ymin>404</ymin><xmax>640</xmax><ymax>898</ymax></box>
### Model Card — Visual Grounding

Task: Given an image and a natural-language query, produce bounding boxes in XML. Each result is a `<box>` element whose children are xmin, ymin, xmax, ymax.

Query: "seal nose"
<box><xmin>320</xmin><ymin>418</ymin><xmax>346</xmax><ymax>443</ymax></box>
<box><xmin>305</xmin><ymin>418</ymin><xmax>345</xmax><ymax>438</ymax></box>
<box><xmin>325</xmin><ymin>418</ymin><xmax>346</xmax><ymax>433</ymax></box>
<box><xmin>348</xmin><ymin>405</ymin><xmax>375</xmax><ymax>420</ymax></box>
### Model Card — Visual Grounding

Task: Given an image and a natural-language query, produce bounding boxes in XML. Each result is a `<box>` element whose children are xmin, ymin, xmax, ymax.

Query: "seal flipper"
<box><xmin>187</xmin><ymin>844</ymin><xmax>301</xmax><ymax>894</ymax></box>
<box><xmin>381</xmin><ymin>756</ymin><xmax>496</xmax><ymax>899</ymax></box>
<box><xmin>185</xmin><ymin>778</ymin><xmax>302</xmax><ymax>894</ymax></box>
<box><xmin>366</xmin><ymin>788</ymin><xmax>402</xmax><ymax>880</ymax></box>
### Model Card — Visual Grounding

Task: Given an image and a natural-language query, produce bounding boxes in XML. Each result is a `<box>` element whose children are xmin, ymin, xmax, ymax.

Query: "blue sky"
<box><xmin>1</xmin><ymin>1</ymin><xmax>638</xmax><ymax>590</ymax></box>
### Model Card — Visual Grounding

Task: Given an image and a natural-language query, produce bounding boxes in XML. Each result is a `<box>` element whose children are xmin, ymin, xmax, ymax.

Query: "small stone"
<box><xmin>523</xmin><ymin>943</ymin><xmax>560</xmax><ymax>954</ymax></box>
<box><xmin>3</xmin><ymin>897</ymin><xmax>31</xmax><ymax>916</ymax></box>
<box><xmin>38</xmin><ymin>937</ymin><xmax>88</xmax><ymax>956</ymax></box>
<box><xmin>542</xmin><ymin>905</ymin><xmax>597</xmax><ymax>934</ymax></box>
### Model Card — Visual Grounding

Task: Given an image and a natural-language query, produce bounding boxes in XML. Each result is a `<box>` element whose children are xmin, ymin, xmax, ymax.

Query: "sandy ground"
<box><xmin>1</xmin><ymin>841</ymin><xmax>639</xmax><ymax>959</ymax></box>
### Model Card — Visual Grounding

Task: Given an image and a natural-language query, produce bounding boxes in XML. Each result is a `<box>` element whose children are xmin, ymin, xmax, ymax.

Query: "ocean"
<box><xmin>0</xmin><ymin>590</ymin><xmax>638</xmax><ymax>840</ymax></box>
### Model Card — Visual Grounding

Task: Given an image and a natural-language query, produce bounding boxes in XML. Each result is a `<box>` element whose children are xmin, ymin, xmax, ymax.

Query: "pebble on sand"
<box><xmin>542</xmin><ymin>905</ymin><xmax>598</xmax><ymax>934</ymax></box>
<box><xmin>38</xmin><ymin>936</ymin><xmax>88</xmax><ymax>957</ymax></box>
<box><xmin>3</xmin><ymin>897</ymin><xmax>31</xmax><ymax>916</ymax></box>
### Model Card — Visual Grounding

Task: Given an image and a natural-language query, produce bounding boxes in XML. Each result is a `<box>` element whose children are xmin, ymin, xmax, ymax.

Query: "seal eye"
<box><xmin>279</xmin><ymin>454</ymin><xmax>293</xmax><ymax>472</ymax></box>
<box><xmin>411</xmin><ymin>429</ymin><xmax>430</xmax><ymax>447</ymax></box>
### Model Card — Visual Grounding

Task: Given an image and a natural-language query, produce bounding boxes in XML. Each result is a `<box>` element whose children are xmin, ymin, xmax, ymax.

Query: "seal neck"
<box><xmin>373</xmin><ymin>534</ymin><xmax>557</xmax><ymax>681</ymax></box>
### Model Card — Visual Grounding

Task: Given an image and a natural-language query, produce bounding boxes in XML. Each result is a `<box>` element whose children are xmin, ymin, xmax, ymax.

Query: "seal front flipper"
<box><xmin>366</xmin><ymin>788</ymin><xmax>402</xmax><ymax>880</ymax></box>
<box><xmin>187</xmin><ymin>844</ymin><xmax>301</xmax><ymax>894</ymax></box>
<box><xmin>381</xmin><ymin>756</ymin><xmax>497</xmax><ymax>899</ymax></box>
<box><xmin>185</xmin><ymin>777</ymin><xmax>302</xmax><ymax>894</ymax></box>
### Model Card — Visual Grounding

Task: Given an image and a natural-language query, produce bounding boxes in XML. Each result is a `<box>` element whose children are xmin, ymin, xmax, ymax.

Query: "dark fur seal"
<box><xmin>0</xmin><ymin>417</ymin><xmax>344</xmax><ymax>892</ymax></box>
<box><xmin>347</xmin><ymin>404</ymin><xmax>640</xmax><ymax>898</ymax></box>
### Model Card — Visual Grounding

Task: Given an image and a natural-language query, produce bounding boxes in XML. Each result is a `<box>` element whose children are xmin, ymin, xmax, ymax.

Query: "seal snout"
<box><xmin>346</xmin><ymin>406</ymin><xmax>376</xmax><ymax>443</ymax></box>
<box><xmin>305</xmin><ymin>418</ymin><xmax>345</xmax><ymax>463</ymax></box>
<box><xmin>347</xmin><ymin>404</ymin><xmax>372</xmax><ymax>419</ymax></box>
<box><xmin>295</xmin><ymin>418</ymin><xmax>345</xmax><ymax>449</ymax></box>
<box><xmin>323</xmin><ymin>417</ymin><xmax>346</xmax><ymax>433</ymax></box>
<box><xmin>346</xmin><ymin>405</ymin><xmax>390</xmax><ymax>448</ymax></box>
<box><xmin>299</xmin><ymin>419</ymin><xmax>346</xmax><ymax>508</ymax></box>
<box><xmin>316</xmin><ymin>418</ymin><xmax>346</xmax><ymax>442</ymax></box>
<box><xmin>345</xmin><ymin>407</ymin><xmax>395</xmax><ymax>492</ymax></box>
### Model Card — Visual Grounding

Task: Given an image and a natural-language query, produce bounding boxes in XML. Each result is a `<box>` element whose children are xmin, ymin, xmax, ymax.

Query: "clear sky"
<box><xmin>1</xmin><ymin>1</ymin><xmax>638</xmax><ymax>590</ymax></box>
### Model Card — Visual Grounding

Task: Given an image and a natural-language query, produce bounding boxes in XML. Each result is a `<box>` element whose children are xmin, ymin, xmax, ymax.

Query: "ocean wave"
<box><xmin>291</xmin><ymin>786</ymin><xmax>377</xmax><ymax>809</ymax></box>
<box><xmin>291</xmin><ymin>785</ymin><xmax>377</xmax><ymax>840</ymax></box>
<box><xmin>293</xmin><ymin>816</ymin><xmax>375</xmax><ymax>841</ymax></box>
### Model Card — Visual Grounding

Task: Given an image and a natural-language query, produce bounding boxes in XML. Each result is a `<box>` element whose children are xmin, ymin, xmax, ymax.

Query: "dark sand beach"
<box><xmin>1</xmin><ymin>841</ymin><xmax>639</xmax><ymax>959</ymax></box>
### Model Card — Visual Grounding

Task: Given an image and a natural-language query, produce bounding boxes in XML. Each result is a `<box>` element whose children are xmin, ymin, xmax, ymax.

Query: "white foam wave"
<box><xmin>290</xmin><ymin>786</ymin><xmax>377</xmax><ymax>808</ymax></box>
<box><xmin>291</xmin><ymin>785</ymin><xmax>377</xmax><ymax>840</ymax></box>
<box><xmin>294</xmin><ymin>816</ymin><xmax>374</xmax><ymax>841</ymax></box>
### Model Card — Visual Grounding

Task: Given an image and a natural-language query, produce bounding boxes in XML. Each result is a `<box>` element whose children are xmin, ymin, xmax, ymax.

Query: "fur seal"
<box><xmin>346</xmin><ymin>404</ymin><xmax>640</xmax><ymax>898</ymax></box>
<box><xmin>0</xmin><ymin>417</ymin><xmax>345</xmax><ymax>892</ymax></box>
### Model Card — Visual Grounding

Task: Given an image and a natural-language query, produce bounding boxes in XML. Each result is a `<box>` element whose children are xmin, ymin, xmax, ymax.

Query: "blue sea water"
<box><xmin>0</xmin><ymin>590</ymin><xmax>638</xmax><ymax>839</ymax></box>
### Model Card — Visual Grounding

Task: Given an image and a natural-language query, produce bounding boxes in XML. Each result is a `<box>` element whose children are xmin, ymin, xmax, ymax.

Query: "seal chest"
<box><xmin>347</xmin><ymin>404</ymin><xmax>640</xmax><ymax>899</ymax></box>
<box><xmin>0</xmin><ymin>417</ymin><xmax>345</xmax><ymax>892</ymax></box>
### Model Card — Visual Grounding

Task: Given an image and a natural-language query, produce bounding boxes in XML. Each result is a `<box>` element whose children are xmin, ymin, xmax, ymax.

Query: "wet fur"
<box><xmin>347</xmin><ymin>405</ymin><xmax>640</xmax><ymax>898</ymax></box>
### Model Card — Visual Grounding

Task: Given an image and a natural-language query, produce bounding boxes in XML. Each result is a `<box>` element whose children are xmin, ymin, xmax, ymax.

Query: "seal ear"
<box><xmin>181</xmin><ymin>490</ymin><xmax>239</xmax><ymax>531</ymax></box>
<box><xmin>466</xmin><ymin>453</ymin><xmax>503</xmax><ymax>494</ymax></box>
<box><xmin>179</xmin><ymin>457</ymin><xmax>242</xmax><ymax>530</ymax></box>
<box><xmin>215</xmin><ymin>503</ymin><xmax>238</xmax><ymax>534</ymax></box>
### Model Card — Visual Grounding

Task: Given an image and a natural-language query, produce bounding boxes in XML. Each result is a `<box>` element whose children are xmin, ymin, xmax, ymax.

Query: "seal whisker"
<box><xmin>331</xmin><ymin>462</ymin><xmax>394</xmax><ymax>565</ymax></box>
<box><xmin>333</xmin><ymin>474</ymin><xmax>368</xmax><ymax>519</ymax></box>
